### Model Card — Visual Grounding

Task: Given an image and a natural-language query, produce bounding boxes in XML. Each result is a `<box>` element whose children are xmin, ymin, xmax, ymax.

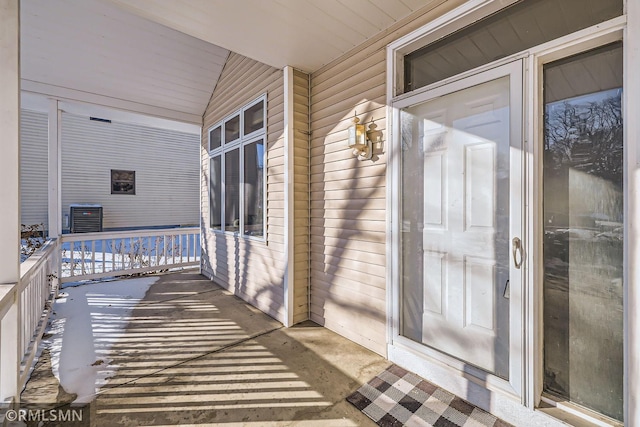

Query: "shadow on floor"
<box><xmin>21</xmin><ymin>271</ymin><xmax>388</xmax><ymax>426</ymax></box>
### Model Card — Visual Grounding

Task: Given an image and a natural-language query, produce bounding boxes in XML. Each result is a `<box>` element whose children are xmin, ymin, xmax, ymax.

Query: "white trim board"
<box><xmin>283</xmin><ymin>65</ymin><xmax>295</xmax><ymax>327</ymax></box>
<box><xmin>623</xmin><ymin>0</ymin><xmax>640</xmax><ymax>424</ymax></box>
<box><xmin>21</xmin><ymin>80</ymin><xmax>202</xmax><ymax>126</ymax></box>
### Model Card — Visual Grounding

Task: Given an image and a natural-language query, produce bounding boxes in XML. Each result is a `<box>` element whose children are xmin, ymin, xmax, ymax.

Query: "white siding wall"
<box><xmin>201</xmin><ymin>53</ymin><xmax>287</xmax><ymax>323</ymax></box>
<box><xmin>20</xmin><ymin>109</ymin><xmax>48</xmax><ymax>229</ymax></box>
<box><xmin>61</xmin><ymin>112</ymin><xmax>200</xmax><ymax>230</ymax></box>
<box><xmin>308</xmin><ymin>1</ymin><xmax>465</xmax><ymax>355</ymax></box>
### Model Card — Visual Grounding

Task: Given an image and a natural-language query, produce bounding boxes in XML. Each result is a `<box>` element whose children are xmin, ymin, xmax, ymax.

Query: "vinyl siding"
<box><xmin>20</xmin><ymin>109</ymin><xmax>49</xmax><ymax>229</ymax></box>
<box><xmin>292</xmin><ymin>69</ymin><xmax>310</xmax><ymax>324</ymax></box>
<box><xmin>200</xmin><ymin>53</ymin><xmax>286</xmax><ymax>323</ymax></box>
<box><xmin>61</xmin><ymin>112</ymin><xmax>200</xmax><ymax>230</ymax></box>
<box><xmin>308</xmin><ymin>0</ymin><xmax>465</xmax><ymax>355</ymax></box>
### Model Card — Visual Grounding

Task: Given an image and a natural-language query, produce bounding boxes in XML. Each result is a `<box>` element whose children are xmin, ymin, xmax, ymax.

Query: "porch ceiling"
<box><xmin>104</xmin><ymin>0</ymin><xmax>440</xmax><ymax>72</ymax></box>
<box><xmin>20</xmin><ymin>0</ymin><xmax>229</xmax><ymax>123</ymax></box>
<box><xmin>20</xmin><ymin>0</ymin><xmax>440</xmax><ymax>124</ymax></box>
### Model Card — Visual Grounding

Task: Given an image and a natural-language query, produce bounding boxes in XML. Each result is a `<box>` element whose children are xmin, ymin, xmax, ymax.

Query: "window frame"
<box><xmin>110</xmin><ymin>169</ymin><xmax>136</xmax><ymax>195</ymax></box>
<box><xmin>207</xmin><ymin>94</ymin><xmax>267</xmax><ymax>241</ymax></box>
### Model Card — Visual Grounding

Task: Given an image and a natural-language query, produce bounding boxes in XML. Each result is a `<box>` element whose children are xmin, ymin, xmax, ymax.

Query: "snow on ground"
<box><xmin>39</xmin><ymin>276</ymin><xmax>158</xmax><ymax>403</ymax></box>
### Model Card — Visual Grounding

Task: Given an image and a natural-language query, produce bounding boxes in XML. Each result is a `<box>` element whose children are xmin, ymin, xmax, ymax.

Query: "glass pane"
<box><xmin>225</xmin><ymin>115</ymin><xmax>240</xmax><ymax>142</ymax></box>
<box><xmin>244</xmin><ymin>140</ymin><xmax>265</xmax><ymax>237</ymax></box>
<box><xmin>209</xmin><ymin>156</ymin><xmax>222</xmax><ymax>229</ymax></box>
<box><xmin>401</xmin><ymin>76</ymin><xmax>511</xmax><ymax>379</ymax></box>
<box><xmin>209</xmin><ymin>126</ymin><xmax>221</xmax><ymax>151</ymax></box>
<box><xmin>111</xmin><ymin>170</ymin><xmax>135</xmax><ymax>195</ymax></box>
<box><xmin>244</xmin><ymin>101</ymin><xmax>264</xmax><ymax>135</ymax></box>
<box><xmin>404</xmin><ymin>0</ymin><xmax>622</xmax><ymax>92</ymax></box>
<box><xmin>224</xmin><ymin>149</ymin><xmax>240</xmax><ymax>232</ymax></box>
<box><xmin>543</xmin><ymin>43</ymin><xmax>623</xmax><ymax>421</ymax></box>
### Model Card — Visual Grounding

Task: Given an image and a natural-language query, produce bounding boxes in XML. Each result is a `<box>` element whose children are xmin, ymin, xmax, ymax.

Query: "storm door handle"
<box><xmin>512</xmin><ymin>237</ymin><xmax>523</xmax><ymax>269</ymax></box>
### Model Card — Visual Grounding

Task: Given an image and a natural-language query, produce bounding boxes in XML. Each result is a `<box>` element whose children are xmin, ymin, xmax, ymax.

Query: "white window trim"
<box><xmin>386</xmin><ymin>1</ymin><xmax>632</xmax><ymax>426</ymax></box>
<box><xmin>207</xmin><ymin>94</ymin><xmax>267</xmax><ymax>242</ymax></box>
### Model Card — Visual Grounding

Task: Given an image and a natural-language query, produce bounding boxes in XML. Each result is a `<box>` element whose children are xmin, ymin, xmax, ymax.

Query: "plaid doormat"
<box><xmin>347</xmin><ymin>365</ymin><xmax>512</xmax><ymax>427</ymax></box>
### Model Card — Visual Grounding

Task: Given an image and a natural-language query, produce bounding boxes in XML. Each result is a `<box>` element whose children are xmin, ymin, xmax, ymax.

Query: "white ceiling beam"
<box><xmin>22</xmin><ymin>80</ymin><xmax>203</xmax><ymax>126</ymax></box>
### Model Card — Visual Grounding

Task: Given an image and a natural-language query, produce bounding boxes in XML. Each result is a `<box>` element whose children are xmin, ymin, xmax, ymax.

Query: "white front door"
<box><xmin>397</xmin><ymin>61</ymin><xmax>523</xmax><ymax>386</ymax></box>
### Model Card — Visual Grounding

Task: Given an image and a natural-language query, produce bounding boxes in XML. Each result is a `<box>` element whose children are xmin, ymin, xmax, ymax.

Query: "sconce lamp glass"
<box><xmin>347</xmin><ymin>115</ymin><xmax>372</xmax><ymax>160</ymax></box>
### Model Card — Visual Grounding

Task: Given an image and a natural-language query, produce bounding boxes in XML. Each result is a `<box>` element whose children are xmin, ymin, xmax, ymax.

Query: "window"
<box><xmin>403</xmin><ymin>0</ymin><xmax>623</xmax><ymax>93</ymax></box>
<box><xmin>542</xmin><ymin>43</ymin><xmax>624</xmax><ymax>421</ymax></box>
<box><xmin>244</xmin><ymin>101</ymin><xmax>264</xmax><ymax>135</ymax></box>
<box><xmin>225</xmin><ymin>114</ymin><xmax>240</xmax><ymax>142</ymax></box>
<box><xmin>208</xmin><ymin>96</ymin><xmax>266</xmax><ymax>238</ymax></box>
<box><xmin>209</xmin><ymin>126</ymin><xmax>221</xmax><ymax>151</ymax></box>
<box><xmin>111</xmin><ymin>169</ymin><xmax>135</xmax><ymax>195</ymax></box>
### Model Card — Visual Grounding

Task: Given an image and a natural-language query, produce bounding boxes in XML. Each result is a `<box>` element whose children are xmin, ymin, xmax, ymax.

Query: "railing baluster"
<box><xmin>138</xmin><ymin>237</ymin><xmax>143</xmax><ymax>269</ymax></box>
<box><xmin>111</xmin><ymin>239</ymin><xmax>115</xmax><ymax>273</ymax></box>
<box><xmin>129</xmin><ymin>237</ymin><xmax>134</xmax><ymax>270</ymax></box>
<box><xmin>91</xmin><ymin>240</ymin><xmax>96</xmax><ymax>275</ymax></box>
<box><xmin>81</xmin><ymin>240</ymin><xmax>86</xmax><ymax>276</ymax></box>
<box><xmin>70</xmin><ymin>242</ymin><xmax>75</xmax><ymax>278</ymax></box>
<box><xmin>172</xmin><ymin>235</ymin><xmax>176</xmax><ymax>266</ymax></box>
<box><xmin>119</xmin><ymin>238</ymin><xmax>123</xmax><ymax>271</ymax></box>
<box><xmin>188</xmin><ymin>233</ymin><xmax>191</xmax><ymax>263</ymax></box>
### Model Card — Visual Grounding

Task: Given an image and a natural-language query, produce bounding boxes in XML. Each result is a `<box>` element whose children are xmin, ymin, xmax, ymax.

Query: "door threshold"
<box><xmin>538</xmin><ymin>394</ymin><xmax>622</xmax><ymax>427</ymax></box>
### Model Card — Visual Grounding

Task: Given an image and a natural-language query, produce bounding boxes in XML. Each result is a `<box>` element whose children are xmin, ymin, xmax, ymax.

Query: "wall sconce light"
<box><xmin>347</xmin><ymin>113</ymin><xmax>372</xmax><ymax>161</ymax></box>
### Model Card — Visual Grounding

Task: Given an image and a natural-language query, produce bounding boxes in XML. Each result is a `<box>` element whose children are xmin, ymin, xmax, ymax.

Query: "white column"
<box><xmin>48</xmin><ymin>99</ymin><xmax>61</xmax><ymax>238</ymax></box>
<box><xmin>0</xmin><ymin>0</ymin><xmax>21</xmax><ymax>403</ymax></box>
<box><xmin>283</xmin><ymin>66</ymin><xmax>295</xmax><ymax>327</ymax></box>
<box><xmin>0</xmin><ymin>0</ymin><xmax>21</xmax><ymax>283</ymax></box>
<box><xmin>625</xmin><ymin>0</ymin><xmax>640</xmax><ymax>424</ymax></box>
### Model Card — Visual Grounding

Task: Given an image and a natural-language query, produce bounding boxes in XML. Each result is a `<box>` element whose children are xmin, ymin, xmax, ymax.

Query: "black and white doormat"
<box><xmin>347</xmin><ymin>365</ymin><xmax>512</xmax><ymax>427</ymax></box>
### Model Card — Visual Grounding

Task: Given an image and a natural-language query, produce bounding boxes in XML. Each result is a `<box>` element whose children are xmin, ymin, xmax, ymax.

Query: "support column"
<box><xmin>0</xmin><ymin>0</ymin><xmax>21</xmax><ymax>403</ymax></box>
<box><xmin>0</xmin><ymin>0</ymin><xmax>21</xmax><ymax>282</ymax></box>
<box><xmin>282</xmin><ymin>66</ymin><xmax>310</xmax><ymax>328</ymax></box>
<box><xmin>625</xmin><ymin>0</ymin><xmax>640</xmax><ymax>424</ymax></box>
<box><xmin>48</xmin><ymin>99</ymin><xmax>61</xmax><ymax>238</ymax></box>
<box><xmin>283</xmin><ymin>66</ymin><xmax>295</xmax><ymax>327</ymax></box>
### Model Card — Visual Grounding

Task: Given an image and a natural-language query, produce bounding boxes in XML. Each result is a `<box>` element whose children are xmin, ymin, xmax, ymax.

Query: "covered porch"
<box><xmin>20</xmin><ymin>271</ymin><xmax>388</xmax><ymax>426</ymax></box>
<box><xmin>2</xmin><ymin>0</ymin><xmax>640</xmax><ymax>425</ymax></box>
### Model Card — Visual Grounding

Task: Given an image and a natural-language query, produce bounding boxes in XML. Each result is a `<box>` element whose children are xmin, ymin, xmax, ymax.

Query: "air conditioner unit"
<box><xmin>69</xmin><ymin>204</ymin><xmax>103</xmax><ymax>233</ymax></box>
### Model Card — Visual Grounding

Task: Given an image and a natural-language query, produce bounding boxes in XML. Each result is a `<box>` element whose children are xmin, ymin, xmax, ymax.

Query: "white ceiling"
<box><xmin>105</xmin><ymin>0</ymin><xmax>436</xmax><ymax>72</ymax></box>
<box><xmin>21</xmin><ymin>0</ymin><xmax>229</xmax><ymax>123</ymax></box>
<box><xmin>20</xmin><ymin>0</ymin><xmax>437</xmax><ymax>123</ymax></box>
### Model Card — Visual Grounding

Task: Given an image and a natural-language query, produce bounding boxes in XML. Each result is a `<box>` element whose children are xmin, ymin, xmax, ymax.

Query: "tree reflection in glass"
<box><xmin>543</xmin><ymin>43</ymin><xmax>623</xmax><ymax>421</ymax></box>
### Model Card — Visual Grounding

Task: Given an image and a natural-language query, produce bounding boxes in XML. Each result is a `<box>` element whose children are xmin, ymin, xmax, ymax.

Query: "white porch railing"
<box><xmin>0</xmin><ymin>238</ymin><xmax>59</xmax><ymax>402</ymax></box>
<box><xmin>60</xmin><ymin>227</ymin><xmax>200</xmax><ymax>283</ymax></box>
<box><xmin>0</xmin><ymin>228</ymin><xmax>200</xmax><ymax>402</ymax></box>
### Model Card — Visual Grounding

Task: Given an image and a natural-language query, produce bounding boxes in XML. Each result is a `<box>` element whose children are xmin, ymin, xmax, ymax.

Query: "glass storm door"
<box><xmin>399</xmin><ymin>61</ymin><xmax>523</xmax><ymax>383</ymax></box>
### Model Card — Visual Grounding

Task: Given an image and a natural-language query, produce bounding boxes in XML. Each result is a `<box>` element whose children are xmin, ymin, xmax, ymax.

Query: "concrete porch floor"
<box><xmin>21</xmin><ymin>271</ymin><xmax>388</xmax><ymax>426</ymax></box>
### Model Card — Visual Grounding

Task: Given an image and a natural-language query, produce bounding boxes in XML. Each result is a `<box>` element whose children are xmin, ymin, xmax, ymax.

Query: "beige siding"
<box><xmin>308</xmin><ymin>0</ymin><xmax>465</xmax><ymax>355</ymax></box>
<box><xmin>292</xmin><ymin>69</ymin><xmax>310</xmax><ymax>324</ymax></box>
<box><xmin>20</xmin><ymin>109</ymin><xmax>49</xmax><ymax>229</ymax></box>
<box><xmin>201</xmin><ymin>52</ymin><xmax>286</xmax><ymax>323</ymax></box>
<box><xmin>61</xmin><ymin>112</ymin><xmax>200</xmax><ymax>230</ymax></box>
